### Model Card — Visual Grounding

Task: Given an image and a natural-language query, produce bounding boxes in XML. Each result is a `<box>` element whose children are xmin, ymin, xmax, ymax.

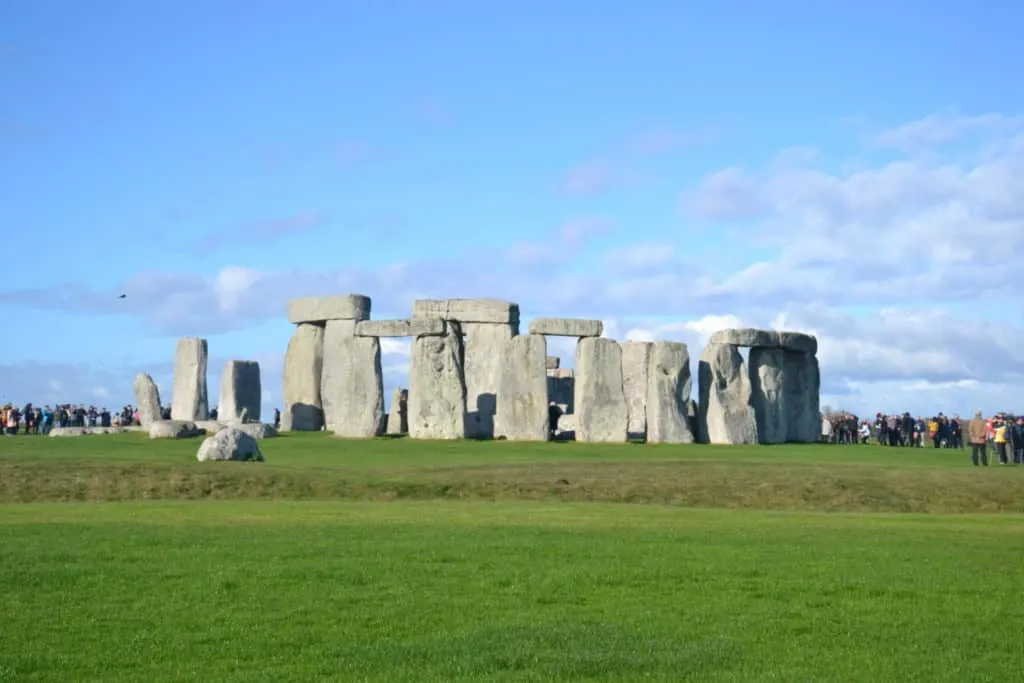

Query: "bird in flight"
<box><xmin>119</xmin><ymin>294</ymin><xmax>127</xmax><ymax>299</ymax></box>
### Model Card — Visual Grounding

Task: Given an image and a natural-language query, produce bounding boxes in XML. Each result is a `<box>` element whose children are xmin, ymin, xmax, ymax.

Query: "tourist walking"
<box><xmin>968</xmin><ymin>411</ymin><xmax>989</xmax><ymax>467</ymax></box>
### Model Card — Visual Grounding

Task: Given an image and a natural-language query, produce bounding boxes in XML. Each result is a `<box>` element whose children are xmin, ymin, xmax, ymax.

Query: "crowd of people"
<box><xmin>1</xmin><ymin>403</ymin><xmax>154</xmax><ymax>435</ymax></box>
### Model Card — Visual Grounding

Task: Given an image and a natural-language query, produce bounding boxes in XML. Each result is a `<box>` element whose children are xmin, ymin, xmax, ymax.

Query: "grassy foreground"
<box><xmin>2</xmin><ymin>501</ymin><xmax>1024</xmax><ymax>682</ymax></box>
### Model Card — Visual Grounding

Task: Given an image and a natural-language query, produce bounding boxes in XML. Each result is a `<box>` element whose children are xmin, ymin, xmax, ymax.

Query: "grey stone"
<box><xmin>546</xmin><ymin>368</ymin><xmax>575</xmax><ymax>414</ymax></box>
<box><xmin>133</xmin><ymin>372</ymin><xmax>162</xmax><ymax>428</ymax></box>
<box><xmin>321</xmin><ymin>319</ymin><xmax>385</xmax><ymax>438</ymax></box>
<box><xmin>707</xmin><ymin>328</ymin><xmax>778</xmax><ymax>348</ymax></box>
<box><xmin>546</xmin><ymin>356</ymin><xmax>560</xmax><ymax>370</ymax></box>
<box><xmin>170</xmin><ymin>338</ymin><xmax>209</xmax><ymax>421</ymax></box>
<box><xmin>281</xmin><ymin>323</ymin><xmax>325</xmax><ymax>431</ymax></box>
<box><xmin>234</xmin><ymin>422</ymin><xmax>278</xmax><ymax>439</ymax></box>
<box><xmin>749</xmin><ymin>347</ymin><xmax>787</xmax><ymax>444</ymax></box>
<box><xmin>685</xmin><ymin>399</ymin><xmax>700</xmax><ymax>442</ymax></box>
<box><xmin>48</xmin><ymin>427</ymin><xmax>90</xmax><ymax>437</ymax></box>
<box><xmin>287</xmin><ymin>295</ymin><xmax>371</xmax><ymax>324</ymax></box>
<box><xmin>646</xmin><ymin>341</ymin><xmax>695</xmax><ymax>444</ymax></box>
<box><xmin>784</xmin><ymin>351</ymin><xmax>821</xmax><ymax>443</ymax></box>
<box><xmin>697</xmin><ymin>344</ymin><xmax>758</xmax><ymax>445</ymax></box>
<box><xmin>196</xmin><ymin>427</ymin><xmax>264</xmax><ymax>462</ymax></box>
<box><xmin>386</xmin><ymin>388</ymin><xmax>408</xmax><ymax>435</ymax></box>
<box><xmin>495</xmin><ymin>335</ymin><xmax>549</xmax><ymax>441</ymax></box>
<box><xmin>462</xmin><ymin>321</ymin><xmax>514</xmax><ymax>439</ymax></box>
<box><xmin>620</xmin><ymin>341</ymin><xmax>652</xmax><ymax>440</ymax></box>
<box><xmin>528</xmin><ymin>318</ymin><xmax>603</xmax><ymax>337</ymax></box>
<box><xmin>195</xmin><ymin>420</ymin><xmax>225</xmax><ymax>434</ymax></box>
<box><xmin>149</xmin><ymin>420</ymin><xmax>205</xmax><ymax>440</ymax></box>
<box><xmin>218</xmin><ymin>360</ymin><xmax>261</xmax><ymax>423</ymax></box>
<box><xmin>355</xmin><ymin>318</ymin><xmax>446</xmax><ymax>337</ymax></box>
<box><xmin>776</xmin><ymin>331</ymin><xmax>818</xmax><ymax>355</ymax></box>
<box><xmin>574</xmin><ymin>337</ymin><xmax>628</xmax><ymax>443</ymax></box>
<box><xmin>408</xmin><ymin>320</ymin><xmax>467</xmax><ymax>439</ymax></box>
<box><xmin>412</xmin><ymin>298</ymin><xmax>519</xmax><ymax>325</ymax></box>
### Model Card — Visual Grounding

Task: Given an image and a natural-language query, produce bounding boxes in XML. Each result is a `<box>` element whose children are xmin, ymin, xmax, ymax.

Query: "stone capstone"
<box><xmin>321</xmin><ymin>319</ymin><xmax>385</xmax><ymax>438</ymax></box>
<box><xmin>287</xmin><ymin>295</ymin><xmax>371</xmax><ymax>325</ymax></box>
<box><xmin>386</xmin><ymin>388</ymin><xmax>408</xmax><ymax>435</ymax></box>
<box><xmin>355</xmin><ymin>318</ymin><xmax>447</xmax><ymax>337</ymax></box>
<box><xmin>408</xmin><ymin>320</ymin><xmax>467</xmax><ymax>439</ymax></box>
<box><xmin>149</xmin><ymin>420</ymin><xmax>205</xmax><ymax>440</ymax></box>
<box><xmin>133</xmin><ymin>372</ymin><xmax>162</xmax><ymax>428</ymax></box>
<box><xmin>495</xmin><ymin>334</ymin><xmax>550</xmax><ymax>441</ymax></box>
<box><xmin>528</xmin><ymin>318</ymin><xmax>603</xmax><ymax>337</ymax></box>
<box><xmin>574</xmin><ymin>337</ymin><xmax>628</xmax><ymax>443</ymax></box>
<box><xmin>646</xmin><ymin>341</ymin><xmax>695</xmax><ymax>444</ymax></box>
<box><xmin>698</xmin><ymin>344</ymin><xmax>758</xmax><ymax>445</ymax></box>
<box><xmin>707</xmin><ymin>328</ymin><xmax>818</xmax><ymax>355</ymax></box>
<box><xmin>749</xmin><ymin>347</ymin><xmax>787</xmax><ymax>444</ymax></box>
<box><xmin>281</xmin><ymin>323</ymin><xmax>325</xmax><ymax>431</ymax></box>
<box><xmin>196</xmin><ymin>427</ymin><xmax>264</xmax><ymax>462</ymax></box>
<box><xmin>620</xmin><ymin>341</ymin><xmax>652</xmax><ymax>440</ymax></box>
<box><xmin>170</xmin><ymin>338</ymin><xmax>209</xmax><ymax>422</ymax></box>
<box><xmin>218</xmin><ymin>360</ymin><xmax>261</xmax><ymax>423</ymax></box>
<box><xmin>412</xmin><ymin>298</ymin><xmax>519</xmax><ymax>326</ymax></box>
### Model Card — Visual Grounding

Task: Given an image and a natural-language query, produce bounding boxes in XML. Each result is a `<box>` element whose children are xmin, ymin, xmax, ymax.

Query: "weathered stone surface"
<box><xmin>408</xmin><ymin>321</ymin><xmax>467</xmax><ymax>439</ymax></box>
<box><xmin>685</xmin><ymin>399</ymin><xmax>700</xmax><ymax>442</ymax></box>
<box><xmin>133</xmin><ymin>372</ymin><xmax>162</xmax><ymax>428</ymax></box>
<box><xmin>49</xmin><ymin>427</ymin><xmax>90</xmax><ymax>437</ymax></box>
<box><xmin>195</xmin><ymin>420</ymin><xmax>225</xmax><ymax>434</ymax></box>
<box><xmin>234</xmin><ymin>422</ymin><xmax>278</xmax><ymax>439</ymax></box>
<box><xmin>412</xmin><ymin>298</ymin><xmax>519</xmax><ymax>326</ymax></box>
<box><xmin>149</xmin><ymin>420</ymin><xmax>204</xmax><ymax>440</ymax></box>
<box><xmin>196</xmin><ymin>427</ymin><xmax>264</xmax><ymax>462</ymax></box>
<box><xmin>495</xmin><ymin>335</ymin><xmax>549</xmax><ymax>441</ymax></box>
<box><xmin>574</xmin><ymin>338</ymin><xmax>628</xmax><ymax>443</ymax></box>
<box><xmin>386</xmin><ymin>388</ymin><xmax>408</xmax><ymax>435</ymax></box>
<box><xmin>620</xmin><ymin>341</ymin><xmax>652</xmax><ymax>440</ymax></box>
<box><xmin>646</xmin><ymin>342</ymin><xmax>695</xmax><ymax>444</ymax></box>
<box><xmin>784</xmin><ymin>350</ymin><xmax>821</xmax><ymax>443</ymax></box>
<box><xmin>281</xmin><ymin>323</ymin><xmax>324</xmax><ymax>431</ymax></box>
<box><xmin>698</xmin><ymin>344</ymin><xmax>758</xmax><ymax>445</ymax></box>
<box><xmin>528</xmin><ymin>318</ymin><xmax>603</xmax><ymax>337</ymax></box>
<box><xmin>170</xmin><ymin>338</ymin><xmax>209</xmax><ymax>421</ymax></box>
<box><xmin>546</xmin><ymin>356</ymin><xmax>560</xmax><ymax>370</ymax></box>
<box><xmin>708</xmin><ymin>328</ymin><xmax>777</xmax><ymax>348</ymax></box>
<box><xmin>355</xmin><ymin>318</ymin><xmax>446</xmax><ymax>337</ymax></box>
<box><xmin>749</xmin><ymin>347</ymin><xmax>787</xmax><ymax>444</ymax></box>
<box><xmin>287</xmin><ymin>295</ymin><xmax>371</xmax><ymax>324</ymax></box>
<box><xmin>776</xmin><ymin>331</ymin><xmax>818</xmax><ymax>355</ymax></box>
<box><xmin>321</xmin><ymin>319</ymin><xmax>385</xmax><ymax>438</ymax></box>
<box><xmin>218</xmin><ymin>361</ymin><xmax>261</xmax><ymax>423</ymax></box>
<box><xmin>546</xmin><ymin>368</ymin><xmax>575</xmax><ymax>414</ymax></box>
<box><xmin>462</xmin><ymin>322</ymin><xmax>514</xmax><ymax>439</ymax></box>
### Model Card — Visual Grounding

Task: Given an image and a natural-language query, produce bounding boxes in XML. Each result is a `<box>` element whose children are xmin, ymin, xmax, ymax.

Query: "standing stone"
<box><xmin>749</xmin><ymin>347</ymin><xmax>787</xmax><ymax>444</ymax></box>
<box><xmin>171</xmin><ymin>338</ymin><xmax>209</xmax><ymax>421</ymax></box>
<box><xmin>784</xmin><ymin>350</ymin><xmax>821</xmax><ymax>443</ymax></box>
<box><xmin>698</xmin><ymin>344</ymin><xmax>758</xmax><ymax>445</ymax></box>
<box><xmin>646</xmin><ymin>341</ymin><xmax>695</xmax><ymax>444</ymax></box>
<box><xmin>462</xmin><ymin>322</ymin><xmax>515</xmax><ymax>439</ymax></box>
<box><xmin>218</xmin><ymin>361</ymin><xmax>262</xmax><ymax>424</ymax></box>
<box><xmin>546</xmin><ymin>368</ymin><xmax>575</xmax><ymax>413</ymax></box>
<box><xmin>495</xmin><ymin>335</ymin><xmax>549</xmax><ymax>441</ymax></box>
<box><xmin>408</xmin><ymin>321</ymin><xmax>467</xmax><ymax>439</ymax></box>
<box><xmin>386</xmin><ymin>388</ymin><xmax>408</xmax><ymax>436</ymax></box>
<box><xmin>322</xmin><ymin>320</ymin><xmax>385</xmax><ymax>438</ymax></box>
<box><xmin>281</xmin><ymin>323</ymin><xmax>325</xmax><ymax>431</ymax></box>
<box><xmin>621</xmin><ymin>341</ymin><xmax>652</xmax><ymax>440</ymax></box>
<box><xmin>133</xmin><ymin>372</ymin><xmax>162</xmax><ymax>428</ymax></box>
<box><xmin>574</xmin><ymin>337</ymin><xmax>628</xmax><ymax>443</ymax></box>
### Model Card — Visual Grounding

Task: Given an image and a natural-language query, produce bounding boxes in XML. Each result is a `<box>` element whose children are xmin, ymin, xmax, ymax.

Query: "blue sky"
<box><xmin>2</xmin><ymin>1</ymin><xmax>1023</xmax><ymax>417</ymax></box>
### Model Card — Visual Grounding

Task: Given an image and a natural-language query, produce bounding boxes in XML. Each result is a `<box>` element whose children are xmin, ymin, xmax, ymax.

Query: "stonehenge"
<box><xmin>218</xmin><ymin>360</ymin><xmax>262</xmax><ymax>423</ymax></box>
<box><xmin>170</xmin><ymin>338</ymin><xmax>209</xmax><ymax>421</ymax></box>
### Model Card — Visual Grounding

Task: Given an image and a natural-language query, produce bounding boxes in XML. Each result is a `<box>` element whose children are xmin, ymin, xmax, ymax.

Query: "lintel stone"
<box><xmin>412</xmin><ymin>298</ymin><xmax>519</xmax><ymax>325</ymax></box>
<box><xmin>288</xmin><ymin>295</ymin><xmax>371</xmax><ymax>325</ymax></box>
<box><xmin>546</xmin><ymin>356</ymin><xmax>560</xmax><ymax>370</ymax></box>
<box><xmin>528</xmin><ymin>318</ymin><xmax>603</xmax><ymax>337</ymax></box>
<box><xmin>708</xmin><ymin>328</ymin><xmax>817</xmax><ymax>354</ymax></box>
<box><xmin>355</xmin><ymin>318</ymin><xmax>446</xmax><ymax>338</ymax></box>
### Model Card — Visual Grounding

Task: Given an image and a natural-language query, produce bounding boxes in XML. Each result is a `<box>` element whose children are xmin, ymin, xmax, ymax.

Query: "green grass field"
<box><xmin>2</xmin><ymin>433</ymin><xmax>1024</xmax><ymax>681</ymax></box>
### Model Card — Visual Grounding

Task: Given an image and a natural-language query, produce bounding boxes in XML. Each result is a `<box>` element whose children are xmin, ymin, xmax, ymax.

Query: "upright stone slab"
<box><xmin>574</xmin><ymin>337</ymin><xmax>628</xmax><ymax>443</ymax></box>
<box><xmin>646</xmin><ymin>341</ymin><xmax>695</xmax><ymax>444</ymax></box>
<box><xmin>495</xmin><ymin>335</ymin><xmax>549</xmax><ymax>441</ymax></box>
<box><xmin>408</xmin><ymin>321</ymin><xmax>467</xmax><ymax>440</ymax></box>
<box><xmin>386</xmin><ymin>388</ymin><xmax>408</xmax><ymax>436</ymax></box>
<box><xmin>171</xmin><ymin>338</ymin><xmax>209</xmax><ymax>421</ymax></box>
<box><xmin>281</xmin><ymin>323</ymin><xmax>324</xmax><ymax>431</ymax></box>
<box><xmin>218</xmin><ymin>360</ymin><xmax>262</xmax><ymax>423</ymax></box>
<box><xmin>133</xmin><ymin>372</ymin><xmax>162</xmax><ymax>428</ymax></box>
<box><xmin>784</xmin><ymin>350</ymin><xmax>821</xmax><ymax>443</ymax></box>
<box><xmin>621</xmin><ymin>341</ymin><xmax>652</xmax><ymax>440</ymax></box>
<box><xmin>749</xmin><ymin>347</ymin><xmax>787</xmax><ymax>444</ymax></box>
<box><xmin>546</xmin><ymin>368</ymin><xmax>575</xmax><ymax>413</ymax></box>
<box><xmin>322</xmin><ymin>320</ymin><xmax>384</xmax><ymax>438</ymax></box>
<box><xmin>697</xmin><ymin>344</ymin><xmax>758</xmax><ymax>445</ymax></box>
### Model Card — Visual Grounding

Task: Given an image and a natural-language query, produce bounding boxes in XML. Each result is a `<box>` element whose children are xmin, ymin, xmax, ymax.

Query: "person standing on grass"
<box><xmin>1012</xmin><ymin>417</ymin><xmax>1024</xmax><ymax>464</ymax></box>
<box><xmin>968</xmin><ymin>411</ymin><xmax>989</xmax><ymax>467</ymax></box>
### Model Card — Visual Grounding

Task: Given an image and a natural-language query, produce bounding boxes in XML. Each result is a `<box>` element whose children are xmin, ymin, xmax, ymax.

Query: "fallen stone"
<box><xmin>697</xmin><ymin>344</ymin><xmax>758</xmax><ymax>445</ymax></box>
<box><xmin>287</xmin><ymin>294</ymin><xmax>371</xmax><ymax>325</ymax></box>
<box><xmin>321</xmin><ymin>320</ymin><xmax>385</xmax><ymax>438</ymax></box>
<box><xmin>149</xmin><ymin>420</ymin><xmax>205</xmax><ymax>440</ymax></box>
<box><xmin>233</xmin><ymin>422</ymin><xmax>278</xmax><ymax>439</ymax></box>
<box><xmin>528</xmin><ymin>318</ymin><xmax>603</xmax><ymax>337</ymax></box>
<box><xmin>48</xmin><ymin>427</ymin><xmax>90</xmax><ymax>437</ymax></box>
<box><xmin>386</xmin><ymin>388</ymin><xmax>408</xmax><ymax>435</ymax></box>
<box><xmin>408</xmin><ymin>320</ymin><xmax>467</xmax><ymax>439</ymax></box>
<box><xmin>495</xmin><ymin>335</ymin><xmax>549</xmax><ymax>441</ymax></box>
<box><xmin>218</xmin><ymin>360</ymin><xmax>261</xmax><ymax>423</ymax></box>
<box><xmin>646</xmin><ymin>341</ymin><xmax>695</xmax><ymax>444</ymax></box>
<box><xmin>749</xmin><ymin>347</ymin><xmax>787</xmax><ymax>444</ymax></box>
<box><xmin>133</xmin><ymin>372</ymin><xmax>162</xmax><ymax>428</ymax></box>
<box><xmin>546</xmin><ymin>356</ymin><xmax>560</xmax><ymax>370</ymax></box>
<box><xmin>170</xmin><ymin>338</ymin><xmax>209</xmax><ymax>421</ymax></box>
<box><xmin>412</xmin><ymin>298</ymin><xmax>519</xmax><ymax>325</ymax></box>
<box><xmin>196</xmin><ymin>427</ymin><xmax>264</xmax><ymax>462</ymax></box>
<box><xmin>784</xmin><ymin>350</ymin><xmax>821</xmax><ymax>443</ymax></box>
<box><xmin>194</xmin><ymin>420</ymin><xmax>225</xmax><ymax>434</ymax></box>
<box><xmin>620</xmin><ymin>341</ymin><xmax>652</xmax><ymax>440</ymax></box>
<box><xmin>355</xmin><ymin>318</ymin><xmax>447</xmax><ymax>337</ymax></box>
<box><xmin>574</xmin><ymin>337</ymin><xmax>628</xmax><ymax>443</ymax></box>
<box><xmin>281</xmin><ymin>323</ymin><xmax>325</xmax><ymax>431</ymax></box>
<box><xmin>462</xmin><ymin>321</ymin><xmax>515</xmax><ymax>439</ymax></box>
